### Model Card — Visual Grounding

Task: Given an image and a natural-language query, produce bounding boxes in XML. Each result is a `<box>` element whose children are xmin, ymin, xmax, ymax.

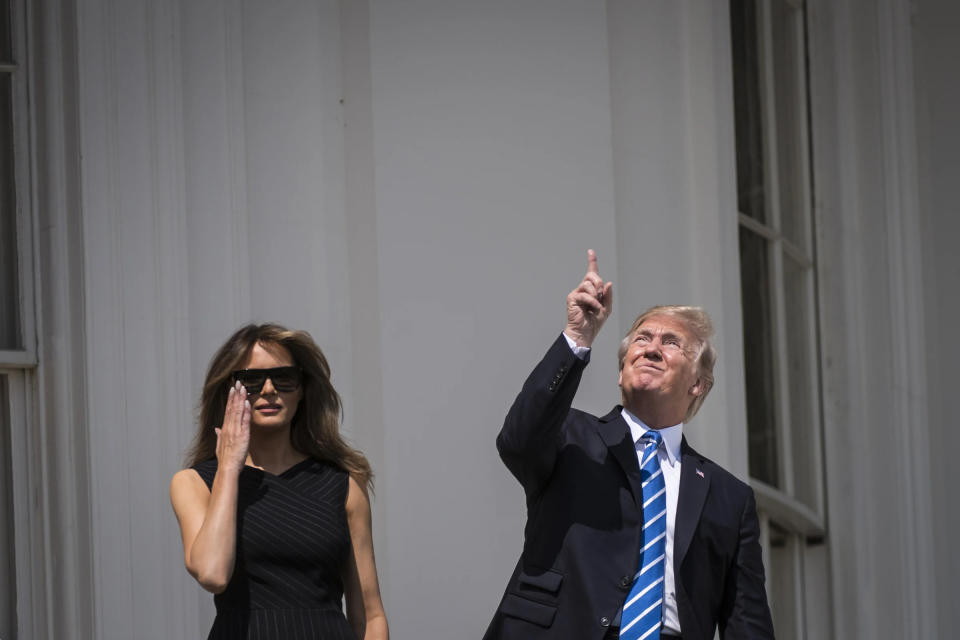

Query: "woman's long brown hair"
<box><xmin>183</xmin><ymin>323</ymin><xmax>373</xmax><ymax>491</ymax></box>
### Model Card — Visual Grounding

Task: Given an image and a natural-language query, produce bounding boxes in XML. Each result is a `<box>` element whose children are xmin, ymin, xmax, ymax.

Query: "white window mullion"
<box><xmin>759</xmin><ymin>510</ymin><xmax>772</xmax><ymax>606</ymax></box>
<box><xmin>757</xmin><ymin>0</ymin><xmax>783</xmax><ymax>233</ymax></box>
<box><xmin>792</xmin><ymin>533</ymin><xmax>807</xmax><ymax>639</ymax></box>
<box><xmin>770</xmin><ymin>245</ymin><xmax>794</xmax><ymax>495</ymax></box>
<box><xmin>793</xmin><ymin>1</ymin><xmax>827</xmax><ymax>521</ymax></box>
<box><xmin>792</xmin><ymin>2</ymin><xmax>814</xmax><ymax>256</ymax></box>
<box><xmin>758</xmin><ymin>0</ymin><xmax>795</xmax><ymax>496</ymax></box>
<box><xmin>801</xmin><ymin>268</ymin><xmax>825</xmax><ymax>515</ymax></box>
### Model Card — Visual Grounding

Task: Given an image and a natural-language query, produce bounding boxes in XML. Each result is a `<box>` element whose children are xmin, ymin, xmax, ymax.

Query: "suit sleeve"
<box><xmin>719</xmin><ymin>489</ymin><xmax>776</xmax><ymax>639</ymax></box>
<box><xmin>496</xmin><ymin>334</ymin><xmax>589</xmax><ymax>500</ymax></box>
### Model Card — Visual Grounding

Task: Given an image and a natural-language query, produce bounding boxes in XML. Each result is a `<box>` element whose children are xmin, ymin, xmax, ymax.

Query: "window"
<box><xmin>0</xmin><ymin>0</ymin><xmax>20</xmax><ymax>353</ymax></box>
<box><xmin>1</xmin><ymin>0</ymin><xmax>35</xmax><ymax>636</ymax></box>
<box><xmin>730</xmin><ymin>0</ymin><xmax>828</xmax><ymax>637</ymax></box>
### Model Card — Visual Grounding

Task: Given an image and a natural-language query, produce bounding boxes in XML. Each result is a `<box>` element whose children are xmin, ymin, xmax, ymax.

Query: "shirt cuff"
<box><xmin>562</xmin><ymin>332</ymin><xmax>590</xmax><ymax>360</ymax></box>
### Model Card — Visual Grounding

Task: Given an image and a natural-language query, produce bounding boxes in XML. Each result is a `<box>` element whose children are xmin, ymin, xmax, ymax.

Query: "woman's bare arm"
<box><xmin>170</xmin><ymin>383</ymin><xmax>251</xmax><ymax>593</ymax></box>
<box><xmin>342</xmin><ymin>476</ymin><xmax>388</xmax><ymax>640</ymax></box>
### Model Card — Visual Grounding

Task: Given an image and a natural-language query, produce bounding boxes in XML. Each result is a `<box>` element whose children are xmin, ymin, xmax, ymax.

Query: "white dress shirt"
<box><xmin>563</xmin><ymin>333</ymin><xmax>683</xmax><ymax>634</ymax></box>
<box><xmin>620</xmin><ymin>408</ymin><xmax>683</xmax><ymax>635</ymax></box>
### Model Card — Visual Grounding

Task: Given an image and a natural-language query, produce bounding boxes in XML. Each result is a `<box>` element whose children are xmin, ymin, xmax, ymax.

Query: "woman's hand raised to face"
<box><xmin>565</xmin><ymin>249</ymin><xmax>613</xmax><ymax>348</ymax></box>
<box><xmin>215</xmin><ymin>381</ymin><xmax>251</xmax><ymax>474</ymax></box>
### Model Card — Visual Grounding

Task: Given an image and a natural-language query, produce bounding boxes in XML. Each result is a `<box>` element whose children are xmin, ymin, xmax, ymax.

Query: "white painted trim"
<box><xmin>875</xmin><ymin>0</ymin><xmax>936</xmax><ymax>636</ymax></box>
<box><xmin>825</xmin><ymin>0</ymin><xmax>877</xmax><ymax>630</ymax></box>
<box><xmin>26</xmin><ymin>0</ymin><xmax>98</xmax><ymax>636</ymax></box>
<box><xmin>0</xmin><ymin>351</ymin><xmax>36</xmax><ymax>367</ymax></box>
<box><xmin>8</xmin><ymin>0</ymin><xmax>36</xmax><ymax>363</ymax></box>
<box><xmin>144</xmin><ymin>0</ymin><xmax>195</xmax><ymax>634</ymax></box>
<box><xmin>3</xmin><ymin>369</ymin><xmax>51</xmax><ymax>639</ymax></box>
<box><xmin>75</xmin><ymin>0</ymin><xmax>127</xmax><ymax>636</ymax></box>
<box><xmin>752</xmin><ymin>479</ymin><xmax>825</xmax><ymax>536</ymax></box>
<box><xmin>225</xmin><ymin>0</ymin><xmax>250</xmax><ymax>318</ymax></box>
<box><xmin>340</xmin><ymin>0</ymin><xmax>390</xmax><ymax>602</ymax></box>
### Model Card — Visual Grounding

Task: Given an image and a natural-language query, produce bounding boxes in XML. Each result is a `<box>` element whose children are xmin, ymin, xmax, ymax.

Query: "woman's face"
<box><xmin>238</xmin><ymin>341</ymin><xmax>303</xmax><ymax>431</ymax></box>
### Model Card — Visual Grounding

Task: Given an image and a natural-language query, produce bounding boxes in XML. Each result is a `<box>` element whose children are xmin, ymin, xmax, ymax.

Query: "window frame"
<box><xmin>1</xmin><ymin>0</ymin><xmax>45</xmax><ymax>637</ymax></box>
<box><xmin>731</xmin><ymin>0</ymin><xmax>830</xmax><ymax>637</ymax></box>
<box><xmin>735</xmin><ymin>0</ymin><xmax>825</xmax><ymax>527</ymax></box>
<box><xmin>0</xmin><ymin>0</ymin><xmax>36</xmax><ymax>369</ymax></box>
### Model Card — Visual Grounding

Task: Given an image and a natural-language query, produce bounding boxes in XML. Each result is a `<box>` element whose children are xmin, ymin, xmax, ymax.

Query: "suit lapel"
<box><xmin>674</xmin><ymin>438</ymin><xmax>710</xmax><ymax>567</ymax></box>
<box><xmin>597</xmin><ymin>407</ymin><xmax>644</xmax><ymax>508</ymax></box>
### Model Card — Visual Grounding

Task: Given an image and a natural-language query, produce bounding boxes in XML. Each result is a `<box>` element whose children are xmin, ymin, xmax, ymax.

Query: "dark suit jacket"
<box><xmin>484</xmin><ymin>335</ymin><xmax>774</xmax><ymax>640</ymax></box>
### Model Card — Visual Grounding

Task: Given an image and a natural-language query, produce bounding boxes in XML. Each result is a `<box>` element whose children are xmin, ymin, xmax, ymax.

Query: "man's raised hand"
<box><xmin>564</xmin><ymin>249</ymin><xmax>613</xmax><ymax>348</ymax></box>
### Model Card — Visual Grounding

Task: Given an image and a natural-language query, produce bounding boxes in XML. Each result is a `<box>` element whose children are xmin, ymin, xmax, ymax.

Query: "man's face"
<box><xmin>618</xmin><ymin>314</ymin><xmax>704</xmax><ymax>422</ymax></box>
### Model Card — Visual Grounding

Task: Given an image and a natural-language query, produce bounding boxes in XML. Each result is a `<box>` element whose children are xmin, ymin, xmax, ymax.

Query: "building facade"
<box><xmin>1</xmin><ymin>0</ymin><xmax>957</xmax><ymax>637</ymax></box>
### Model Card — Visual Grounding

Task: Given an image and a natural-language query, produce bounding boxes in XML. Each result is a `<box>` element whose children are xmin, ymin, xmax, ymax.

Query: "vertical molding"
<box><xmin>75</xmin><ymin>0</ymin><xmax>130</xmax><ymax>636</ymax></box>
<box><xmin>813</xmin><ymin>0</ymin><xmax>936</xmax><ymax>635</ymax></box>
<box><xmin>76</xmin><ymin>0</ymin><xmax>193</xmax><ymax>636</ymax></box>
<box><xmin>144</xmin><ymin>0</ymin><xmax>193</xmax><ymax>636</ymax></box>
<box><xmin>225</xmin><ymin>0</ymin><xmax>250</xmax><ymax>319</ymax></box>
<box><xmin>28</xmin><ymin>0</ymin><xmax>95</xmax><ymax>636</ymax></box>
<box><xmin>5</xmin><ymin>371</ymin><xmax>45</xmax><ymax>639</ymax></box>
<box><xmin>809</xmin><ymin>0</ymin><xmax>869</xmax><ymax>635</ymax></box>
<box><xmin>875</xmin><ymin>0</ymin><xmax>936</xmax><ymax>636</ymax></box>
<box><xmin>340</xmin><ymin>0</ymin><xmax>388</xmax><ymax>602</ymax></box>
<box><xmin>804</xmin><ymin>2</ymin><xmax>843</xmax><ymax>633</ymax></box>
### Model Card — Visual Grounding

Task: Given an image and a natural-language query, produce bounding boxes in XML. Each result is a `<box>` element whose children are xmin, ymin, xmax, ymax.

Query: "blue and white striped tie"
<box><xmin>620</xmin><ymin>431</ymin><xmax>666</xmax><ymax>640</ymax></box>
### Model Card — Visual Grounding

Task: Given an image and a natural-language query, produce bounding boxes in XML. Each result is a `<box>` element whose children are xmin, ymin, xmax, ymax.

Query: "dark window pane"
<box><xmin>0</xmin><ymin>0</ymin><xmax>10</xmax><ymax>64</ymax></box>
<box><xmin>731</xmin><ymin>0</ymin><xmax>766</xmax><ymax>223</ymax></box>
<box><xmin>0</xmin><ymin>73</ymin><xmax>20</xmax><ymax>350</ymax></box>
<box><xmin>772</xmin><ymin>0</ymin><xmax>809</xmax><ymax>252</ymax></box>
<box><xmin>739</xmin><ymin>227</ymin><xmax>779</xmax><ymax>486</ymax></box>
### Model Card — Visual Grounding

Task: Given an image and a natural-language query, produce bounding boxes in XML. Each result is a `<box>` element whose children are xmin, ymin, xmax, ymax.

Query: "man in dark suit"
<box><xmin>485</xmin><ymin>251</ymin><xmax>774</xmax><ymax>640</ymax></box>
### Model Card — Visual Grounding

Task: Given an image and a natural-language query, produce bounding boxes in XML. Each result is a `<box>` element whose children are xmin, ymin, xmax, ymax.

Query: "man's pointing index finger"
<box><xmin>587</xmin><ymin>249</ymin><xmax>600</xmax><ymax>276</ymax></box>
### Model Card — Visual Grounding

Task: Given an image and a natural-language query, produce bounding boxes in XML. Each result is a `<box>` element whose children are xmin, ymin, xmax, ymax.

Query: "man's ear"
<box><xmin>689</xmin><ymin>377</ymin><xmax>704</xmax><ymax>397</ymax></box>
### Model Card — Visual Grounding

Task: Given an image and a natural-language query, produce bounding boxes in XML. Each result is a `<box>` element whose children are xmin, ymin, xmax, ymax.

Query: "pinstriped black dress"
<box><xmin>192</xmin><ymin>458</ymin><xmax>356</xmax><ymax>639</ymax></box>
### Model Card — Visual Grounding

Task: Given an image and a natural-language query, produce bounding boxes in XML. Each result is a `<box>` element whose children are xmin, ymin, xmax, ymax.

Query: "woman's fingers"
<box><xmin>217</xmin><ymin>383</ymin><xmax>249</xmax><ymax>471</ymax></box>
<box><xmin>241</xmin><ymin>399</ymin><xmax>251</xmax><ymax>433</ymax></box>
<box><xmin>232</xmin><ymin>382</ymin><xmax>245</xmax><ymax>425</ymax></box>
<box><xmin>223</xmin><ymin>382</ymin><xmax>248</xmax><ymax>433</ymax></box>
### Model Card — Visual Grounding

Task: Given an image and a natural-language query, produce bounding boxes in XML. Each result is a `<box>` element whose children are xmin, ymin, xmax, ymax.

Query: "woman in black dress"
<box><xmin>171</xmin><ymin>324</ymin><xmax>388</xmax><ymax>639</ymax></box>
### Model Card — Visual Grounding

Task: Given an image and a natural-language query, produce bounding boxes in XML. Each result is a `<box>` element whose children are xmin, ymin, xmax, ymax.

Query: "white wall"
<box><xmin>809</xmin><ymin>0</ymin><xmax>940</xmax><ymax>636</ymax></box>
<box><xmin>368</xmin><ymin>1</ymin><xmax>620</xmax><ymax>634</ymax></box>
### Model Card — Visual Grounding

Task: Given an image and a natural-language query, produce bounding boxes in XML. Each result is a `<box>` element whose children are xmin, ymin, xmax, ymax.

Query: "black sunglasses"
<box><xmin>231</xmin><ymin>366</ymin><xmax>302</xmax><ymax>393</ymax></box>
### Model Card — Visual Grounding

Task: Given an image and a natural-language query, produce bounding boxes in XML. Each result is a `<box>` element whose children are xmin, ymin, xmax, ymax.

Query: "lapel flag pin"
<box><xmin>696</xmin><ymin>469</ymin><xmax>705</xmax><ymax>478</ymax></box>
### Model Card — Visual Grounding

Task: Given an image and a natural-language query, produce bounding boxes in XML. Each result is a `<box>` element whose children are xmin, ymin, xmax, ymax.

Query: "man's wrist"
<box><xmin>562</xmin><ymin>332</ymin><xmax>591</xmax><ymax>359</ymax></box>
